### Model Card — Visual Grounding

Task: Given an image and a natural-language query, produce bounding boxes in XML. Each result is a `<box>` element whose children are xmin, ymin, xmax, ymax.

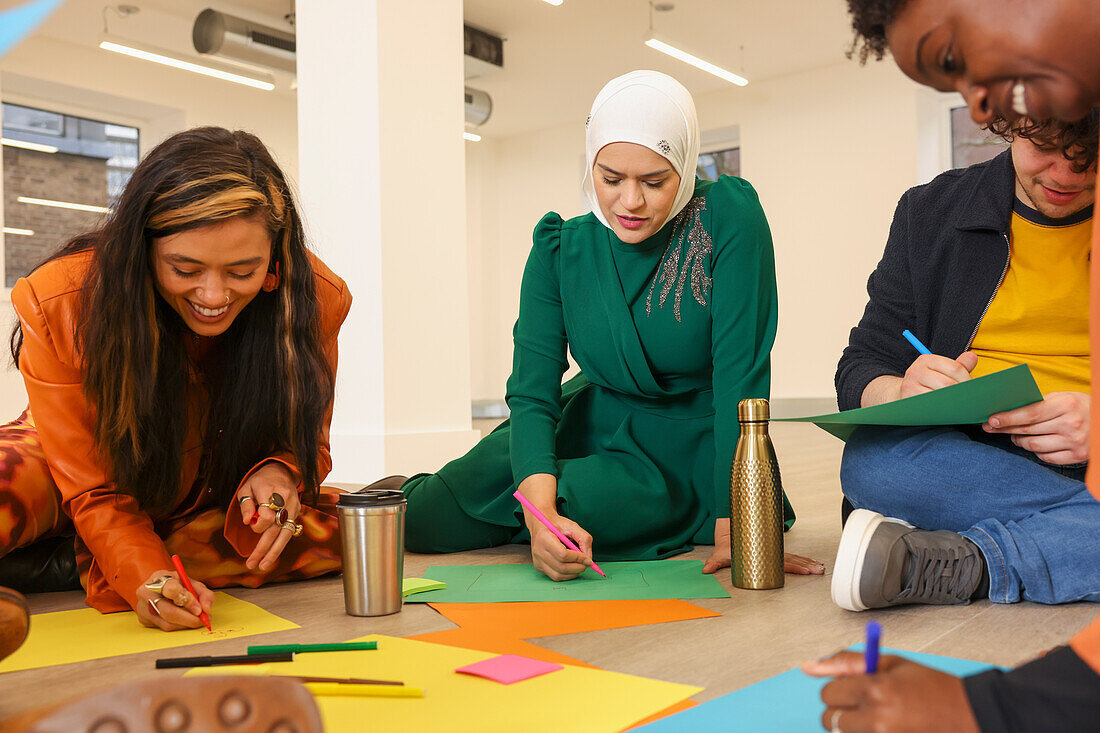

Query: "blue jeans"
<box><xmin>841</xmin><ymin>426</ymin><xmax>1100</xmax><ymax>605</ymax></box>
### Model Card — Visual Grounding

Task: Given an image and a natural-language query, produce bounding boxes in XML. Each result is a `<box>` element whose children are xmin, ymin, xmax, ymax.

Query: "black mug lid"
<box><xmin>338</xmin><ymin>488</ymin><xmax>406</xmax><ymax>507</ymax></box>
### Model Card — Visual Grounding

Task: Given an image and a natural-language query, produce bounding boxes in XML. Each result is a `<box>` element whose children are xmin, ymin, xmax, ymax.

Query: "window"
<box><xmin>697</xmin><ymin>146</ymin><xmax>740</xmax><ymax>181</ymax></box>
<box><xmin>950</xmin><ymin>106</ymin><xmax>1007</xmax><ymax>169</ymax></box>
<box><xmin>2</xmin><ymin>102</ymin><xmax>139</xmax><ymax>287</ymax></box>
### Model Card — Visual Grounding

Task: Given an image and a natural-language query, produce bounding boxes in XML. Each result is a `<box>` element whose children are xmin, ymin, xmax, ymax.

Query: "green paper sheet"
<box><xmin>403</xmin><ymin>560</ymin><xmax>730</xmax><ymax>603</ymax></box>
<box><xmin>778</xmin><ymin>364</ymin><xmax>1042</xmax><ymax>440</ymax></box>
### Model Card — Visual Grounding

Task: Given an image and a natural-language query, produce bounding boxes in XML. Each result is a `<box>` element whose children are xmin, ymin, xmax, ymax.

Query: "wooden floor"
<box><xmin>2</xmin><ymin>422</ymin><xmax>1097</xmax><ymax>723</ymax></box>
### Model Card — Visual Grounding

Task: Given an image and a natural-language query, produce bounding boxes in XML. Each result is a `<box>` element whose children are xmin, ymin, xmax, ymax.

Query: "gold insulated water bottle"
<box><xmin>730</xmin><ymin>398</ymin><xmax>785</xmax><ymax>590</ymax></box>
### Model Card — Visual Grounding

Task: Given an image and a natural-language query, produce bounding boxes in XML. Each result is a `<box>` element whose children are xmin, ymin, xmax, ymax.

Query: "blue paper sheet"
<box><xmin>636</xmin><ymin>646</ymin><xmax>1001</xmax><ymax>732</ymax></box>
<box><xmin>0</xmin><ymin>0</ymin><xmax>64</xmax><ymax>59</ymax></box>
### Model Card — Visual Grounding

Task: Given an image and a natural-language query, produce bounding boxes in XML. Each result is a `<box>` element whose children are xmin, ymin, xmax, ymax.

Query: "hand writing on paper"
<box><xmin>517</xmin><ymin>473</ymin><xmax>596</xmax><ymax>582</ymax></box>
<box><xmin>984</xmin><ymin>391</ymin><xmax>1090</xmax><ymax>465</ymax></box>
<box><xmin>802</xmin><ymin>651</ymin><xmax>980</xmax><ymax>733</ymax></box>
<box><xmin>528</xmin><ymin>513</ymin><xmax>594</xmax><ymax>582</ymax></box>
<box><xmin>861</xmin><ymin>352</ymin><xmax>978</xmax><ymax>407</ymax></box>
<box><xmin>702</xmin><ymin>520</ymin><xmax>826</xmax><ymax>575</ymax></box>
<box><xmin>135</xmin><ymin>570</ymin><xmax>216</xmax><ymax>632</ymax></box>
<box><xmin>239</xmin><ymin>462</ymin><xmax>301</xmax><ymax>572</ymax></box>
<box><xmin>899</xmin><ymin>351</ymin><xmax>978</xmax><ymax>399</ymax></box>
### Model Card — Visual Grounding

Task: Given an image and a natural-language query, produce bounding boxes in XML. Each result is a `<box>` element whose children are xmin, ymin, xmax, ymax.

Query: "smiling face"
<box><xmin>1012</xmin><ymin>133</ymin><xmax>1097</xmax><ymax>218</ymax></box>
<box><xmin>885</xmin><ymin>0</ymin><xmax>1100</xmax><ymax>124</ymax></box>
<box><xmin>592</xmin><ymin>142</ymin><xmax>682</xmax><ymax>244</ymax></box>
<box><xmin>151</xmin><ymin>215</ymin><xmax>272</xmax><ymax>337</ymax></box>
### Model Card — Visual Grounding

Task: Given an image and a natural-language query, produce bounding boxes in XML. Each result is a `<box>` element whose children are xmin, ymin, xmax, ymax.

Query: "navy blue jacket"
<box><xmin>835</xmin><ymin>151</ymin><xmax>1015</xmax><ymax>410</ymax></box>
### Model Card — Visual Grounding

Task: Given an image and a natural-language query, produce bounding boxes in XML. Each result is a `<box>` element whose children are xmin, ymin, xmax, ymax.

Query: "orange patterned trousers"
<box><xmin>0</xmin><ymin>410</ymin><xmax>343</xmax><ymax>591</ymax></box>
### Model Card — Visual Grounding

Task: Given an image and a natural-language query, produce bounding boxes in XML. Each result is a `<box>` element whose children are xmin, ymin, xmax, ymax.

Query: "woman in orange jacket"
<box><xmin>0</xmin><ymin>127</ymin><xmax>350</xmax><ymax>630</ymax></box>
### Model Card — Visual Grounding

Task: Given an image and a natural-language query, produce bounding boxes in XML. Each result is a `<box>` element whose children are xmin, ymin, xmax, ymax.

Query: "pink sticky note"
<box><xmin>455</xmin><ymin>654</ymin><xmax>564</xmax><ymax>684</ymax></box>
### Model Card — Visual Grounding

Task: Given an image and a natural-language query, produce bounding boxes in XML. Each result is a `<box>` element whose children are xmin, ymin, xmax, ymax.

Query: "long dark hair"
<box><xmin>11</xmin><ymin>127</ymin><xmax>332</xmax><ymax>515</ymax></box>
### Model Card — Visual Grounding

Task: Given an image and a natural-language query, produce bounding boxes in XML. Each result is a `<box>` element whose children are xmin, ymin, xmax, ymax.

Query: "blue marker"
<box><xmin>902</xmin><ymin>329</ymin><xmax>932</xmax><ymax>355</ymax></box>
<box><xmin>865</xmin><ymin>620</ymin><xmax>882</xmax><ymax>674</ymax></box>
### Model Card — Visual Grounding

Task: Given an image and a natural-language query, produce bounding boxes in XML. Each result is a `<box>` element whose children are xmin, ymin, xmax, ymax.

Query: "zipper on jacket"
<box><xmin>966</xmin><ymin>232</ymin><xmax>1011</xmax><ymax>349</ymax></box>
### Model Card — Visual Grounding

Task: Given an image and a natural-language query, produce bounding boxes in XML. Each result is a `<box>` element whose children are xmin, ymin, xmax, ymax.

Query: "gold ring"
<box><xmin>830</xmin><ymin>709</ymin><xmax>843</xmax><ymax>733</ymax></box>
<box><xmin>148</xmin><ymin>598</ymin><xmax>164</xmax><ymax>618</ymax></box>
<box><xmin>143</xmin><ymin>575</ymin><xmax>173</xmax><ymax>595</ymax></box>
<box><xmin>265</xmin><ymin>493</ymin><xmax>285</xmax><ymax>510</ymax></box>
<box><xmin>281</xmin><ymin>520</ymin><xmax>303</xmax><ymax>537</ymax></box>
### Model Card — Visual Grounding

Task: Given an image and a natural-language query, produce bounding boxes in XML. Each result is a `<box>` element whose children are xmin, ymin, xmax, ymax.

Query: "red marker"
<box><xmin>170</xmin><ymin>554</ymin><xmax>211</xmax><ymax>630</ymax></box>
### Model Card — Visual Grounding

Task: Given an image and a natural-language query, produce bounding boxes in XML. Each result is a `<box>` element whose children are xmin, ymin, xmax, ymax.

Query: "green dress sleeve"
<box><xmin>505</xmin><ymin>213</ymin><xmax>570</xmax><ymax>485</ymax></box>
<box><xmin>707</xmin><ymin>177</ymin><xmax>779</xmax><ymax>519</ymax></box>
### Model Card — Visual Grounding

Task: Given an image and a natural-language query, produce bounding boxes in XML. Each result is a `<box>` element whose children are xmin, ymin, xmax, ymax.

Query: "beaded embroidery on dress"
<box><xmin>645</xmin><ymin>196</ymin><xmax>713</xmax><ymax>321</ymax></box>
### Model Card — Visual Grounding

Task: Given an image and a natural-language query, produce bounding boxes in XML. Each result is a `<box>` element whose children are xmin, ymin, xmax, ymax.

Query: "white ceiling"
<box><xmin>10</xmin><ymin>0</ymin><xmax>857</xmax><ymax>138</ymax></box>
<box><xmin>463</xmin><ymin>0</ymin><xmax>857</xmax><ymax>137</ymax></box>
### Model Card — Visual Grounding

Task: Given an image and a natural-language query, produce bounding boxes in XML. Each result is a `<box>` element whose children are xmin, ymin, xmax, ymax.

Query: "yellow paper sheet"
<box><xmin>0</xmin><ymin>591</ymin><xmax>298</xmax><ymax>674</ymax></box>
<box><xmin>188</xmin><ymin>634</ymin><xmax>701</xmax><ymax>733</ymax></box>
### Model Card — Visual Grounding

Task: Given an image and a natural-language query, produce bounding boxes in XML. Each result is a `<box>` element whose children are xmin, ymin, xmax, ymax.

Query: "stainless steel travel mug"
<box><xmin>730</xmin><ymin>398</ymin><xmax>785</xmax><ymax>590</ymax></box>
<box><xmin>337</xmin><ymin>488</ymin><xmax>406</xmax><ymax>616</ymax></box>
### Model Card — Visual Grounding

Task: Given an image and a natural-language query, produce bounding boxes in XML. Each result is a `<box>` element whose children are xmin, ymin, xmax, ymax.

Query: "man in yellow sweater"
<box><xmin>832</xmin><ymin>112</ymin><xmax>1097</xmax><ymax>611</ymax></box>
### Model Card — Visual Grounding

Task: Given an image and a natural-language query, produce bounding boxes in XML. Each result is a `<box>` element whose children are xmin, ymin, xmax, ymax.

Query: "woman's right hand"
<box><xmin>135</xmin><ymin>570</ymin><xmax>215</xmax><ymax>631</ymax></box>
<box><xmin>529</xmin><ymin>513</ymin><xmax>594</xmax><ymax>581</ymax></box>
<box><xmin>899</xmin><ymin>351</ymin><xmax>978</xmax><ymax>399</ymax></box>
<box><xmin>517</xmin><ymin>473</ymin><xmax>595</xmax><ymax>581</ymax></box>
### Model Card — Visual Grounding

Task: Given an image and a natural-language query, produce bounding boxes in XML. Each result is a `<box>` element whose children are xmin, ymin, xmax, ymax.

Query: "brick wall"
<box><xmin>3</xmin><ymin>146</ymin><xmax>108</xmax><ymax>287</ymax></box>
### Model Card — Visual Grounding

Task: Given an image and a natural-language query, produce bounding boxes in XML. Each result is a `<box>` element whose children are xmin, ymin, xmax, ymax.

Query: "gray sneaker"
<box><xmin>831</xmin><ymin>509</ymin><xmax>984</xmax><ymax>611</ymax></box>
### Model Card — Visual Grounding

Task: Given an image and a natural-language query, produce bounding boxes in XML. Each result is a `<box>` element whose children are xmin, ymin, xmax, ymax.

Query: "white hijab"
<box><xmin>581</xmin><ymin>70</ymin><xmax>700</xmax><ymax>232</ymax></box>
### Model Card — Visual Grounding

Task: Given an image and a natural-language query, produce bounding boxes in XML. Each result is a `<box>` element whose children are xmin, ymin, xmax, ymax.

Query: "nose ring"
<box><xmin>225</xmin><ymin>295</ymin><xmax>230</xmax><ymax>305</ymax></box>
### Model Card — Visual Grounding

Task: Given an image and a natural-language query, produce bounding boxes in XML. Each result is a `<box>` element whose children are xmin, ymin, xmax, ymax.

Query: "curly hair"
<box><xmin>845</xmin><ymin>0</ymin><xmax>911</xmax><ymax>63</ymax></box>
<box><xmin>987</xmin><ymin>110</ymin><xmax>1100</xmax><ymax>173</ymax></box>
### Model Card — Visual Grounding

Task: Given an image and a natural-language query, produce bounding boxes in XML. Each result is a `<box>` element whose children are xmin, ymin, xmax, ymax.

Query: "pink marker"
<box><xmin>513</xmin><ymin>490</ymin><xmax>607</xmax><ymax>578</ymax></box>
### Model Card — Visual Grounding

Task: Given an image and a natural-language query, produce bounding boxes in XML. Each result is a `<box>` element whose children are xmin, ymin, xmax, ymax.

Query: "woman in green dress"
<box><xmin>404</xmin><ymin>70</ymin><xmax>823</xmax><ymax>581</ymax></box>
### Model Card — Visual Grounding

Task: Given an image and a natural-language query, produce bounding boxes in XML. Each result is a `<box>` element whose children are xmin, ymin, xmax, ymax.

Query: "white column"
<box><xmin>297</xmin><ymin>0</ymin><xmax>478</xmax><ymax>483</ymax></box>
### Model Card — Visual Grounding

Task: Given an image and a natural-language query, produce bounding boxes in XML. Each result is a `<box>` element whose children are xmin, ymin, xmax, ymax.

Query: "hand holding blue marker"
<box><xmin>865</xmin><ymin>620</ymin><xmax>881</xmax><ymax>674</ymax></box>
<box><xmin>902</xmin><ymin>329</ymin><xmax>932</xmax><ymax>355</ymax></box>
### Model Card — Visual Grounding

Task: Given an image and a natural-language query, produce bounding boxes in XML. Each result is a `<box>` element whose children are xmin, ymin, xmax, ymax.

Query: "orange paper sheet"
<box><xmin>417</xmin><ymin>599</ymin><xmax>720</xmax><ymax>646</ymax></box>
<box><xmin>409</xmin><ymin>599</ymin><xmax>718</xmax><ymax>726</ymax></box>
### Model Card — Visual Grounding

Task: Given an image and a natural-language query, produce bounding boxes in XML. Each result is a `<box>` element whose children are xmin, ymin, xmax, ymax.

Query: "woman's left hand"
<box><xmin>237</xmin><ymin>462</ymin><xmax>301</xmax><ymax>572</ymax></box>
<box><xmin>703</xmin><ymin>519</ymin><xmax>826</xmax><ymax>575</ymax></box>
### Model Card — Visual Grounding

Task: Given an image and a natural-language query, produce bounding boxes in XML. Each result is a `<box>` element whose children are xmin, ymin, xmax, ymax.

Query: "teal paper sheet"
<box><xmin>778</xmin><ymin>364</ymin><xmax>1042</xmax><ymax>440</ymax></box>
<box><xmin>403</xmin><ymin>560</ymin><xmax>730</xmax><ymax>603</ymax></box>
<box><xmin>637</xmin><ymin>646</ymin><xmax>1001</xmax><ymax>732</ymax></box>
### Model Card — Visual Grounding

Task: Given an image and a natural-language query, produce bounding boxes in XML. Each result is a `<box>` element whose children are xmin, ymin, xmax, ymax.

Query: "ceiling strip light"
<box><xmin>463</xmin><ymin>131</ymin><xmax>482</xmax><ymax>142</ymax></box>
<box><xmin>645</xmin><ymin>38</ymin><xmax>748</xmax><ymax>86</ymax></box>
<box><xmin>541</xmin><ymin>0</ymin><xmax>564</xmax><ymax>5</ymax></box>
<box><xmin>17</xmin><ymin>196</ymin><xmax>111</xmax><ymax>214</ymax></box>
<box><xmin>2</xmin><ymin>137</ymin><xmax>58</xmax><ymax>154</ymax></box>
<box><xmin>3</xmin><ymin>227</ymin><xmax>35</xmax><ymax>236</ymax></box>
<box><xmin>99</xmin><ymin>41</ymin><xmax>275</xmax><ymax>91</ymax></box>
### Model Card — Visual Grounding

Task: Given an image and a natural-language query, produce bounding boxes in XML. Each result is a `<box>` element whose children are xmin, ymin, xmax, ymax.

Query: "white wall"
<box><xmin>704</xmin><ymin>61</ymin><xmax>922</xmax><ymax>400</ymax></box>
<box><xmin>467</xmin><ymin>123</ymin><xmax>586</xmax><ymax>401</ymax></box>
<box><xmin>466</xmin><ymin>60</ymin><xmax>928</xmax><ymax>403</ymax></box>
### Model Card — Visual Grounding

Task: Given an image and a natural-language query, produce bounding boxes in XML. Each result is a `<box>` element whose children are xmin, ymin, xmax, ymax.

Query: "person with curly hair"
<box><xmin>0</xmin><ymin>127</ymin><xmax>351</xmax><ymax>630</ymax></box>
<box><xmin>833</xmin><ymin>110</ymin><xmax>1099</xmax><ymax>614</ymax></box>
<box><xmin>803</xmin><ymin>3</ymin><xmax>1100</xmax><ymax>731</ymax></box>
